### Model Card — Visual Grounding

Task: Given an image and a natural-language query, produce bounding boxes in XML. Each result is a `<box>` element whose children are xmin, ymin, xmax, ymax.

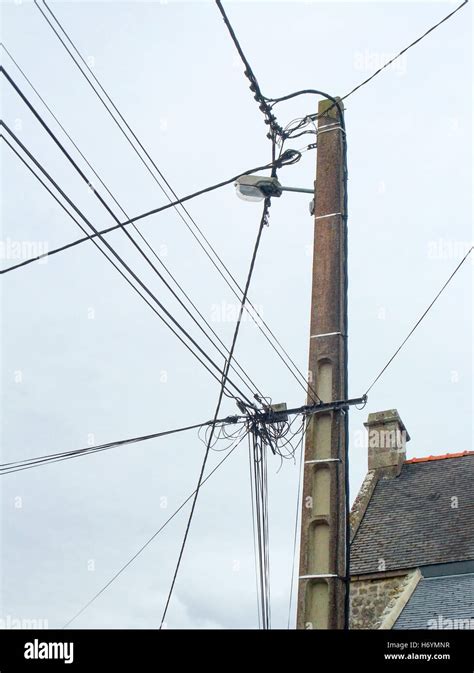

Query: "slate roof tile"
<box><xmin>351</xmin><ymin>455</ymin><xmax>474</xmax><ymax>574</ymax></box>
<box><xmin>394</xmin><ymin>574</ymin><xmax>474</xmax><ymax>629</ymax></box>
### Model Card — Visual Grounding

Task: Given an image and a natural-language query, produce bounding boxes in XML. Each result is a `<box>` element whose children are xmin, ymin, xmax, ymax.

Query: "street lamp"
<box><xmin>234</xmin><ymin>175</ymin><xmax>314</xmax><ymax>202</ymax></box>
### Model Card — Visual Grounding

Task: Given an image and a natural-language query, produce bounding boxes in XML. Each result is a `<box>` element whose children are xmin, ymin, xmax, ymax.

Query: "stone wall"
<box><xmin>350</xmin><ymin>575</ymin><xmax>408</xmax><ymax>629</ymax></box>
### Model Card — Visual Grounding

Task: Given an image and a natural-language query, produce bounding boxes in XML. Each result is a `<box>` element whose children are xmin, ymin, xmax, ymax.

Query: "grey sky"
<box><xmin>1</xmin><ymin>0</ymin><xmax>472</xmax><ymax>629</ymax></box>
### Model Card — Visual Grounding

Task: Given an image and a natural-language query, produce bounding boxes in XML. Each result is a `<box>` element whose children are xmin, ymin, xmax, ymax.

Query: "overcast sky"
<box><xmin>1</xmin><ymin>0</ymin><xmax>472</xmax><ymax>630</ymax></box>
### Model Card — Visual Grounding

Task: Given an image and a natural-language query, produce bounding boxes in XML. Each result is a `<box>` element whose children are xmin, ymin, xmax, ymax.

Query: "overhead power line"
<box><xmin>0</xmin><ymin>61</ymin><xmax>265</xmax><ymax>403</ymax></box>
<box><xmin>248</xmin><ymin>423</ymin><xmax>271</xmax><ymax>629</ymax></box>
<box><xmin>1</xmin><ymin>125</ymin><xmax>255</xmax><ymax>407</ymax></box>
<box><xmin>32</xmin><ymin>1</ymin><xmax>316</xmax><ymax>408</ymax></box>
<box><xmin>0</xmin><ymin>77</ymin><xmax>308</xmax><ymax>399</ymax></box>
<box><xmin>63</xmin><ymin>428</ymin><xmax>250</xmax><ymax>629</ymax></box>
<box><xmin>0</xmin><ymin>416</ymin><xmax>244</xmax><ymax>476</ymax></box>
<box><xmin>286</xmin><ymin>417</ymin><xmax>308</xmax><ymax>629</ymax></box>
<box><xmin>342</xmin><ymin>0</ymin><xmax>469</xmax><ymax>102</ymax></box>
<box><xmin>0</xmin><ymin>132</ymin><xmax>244</xmax><ymax>397</ymax></box>
<box><xmin>270</xmin><ymin>0</ymin><xmax>469</xmax><ymax>135</ymax></box>
<box><xmin>34</xmin><ymin>0</ymin><xmax>262</xmax><ymax>293</ymax></box>
<box><xmin>159</xmin><ymin>199</ymin><xmax>271</xmax><ymax>628</ymax></box>
<box><xmin>0</xmin><ymin>121</ymin><xmax>298</xmax><ymax>277</ymax></box>
<box><xmin>215</xmin><ymin>0</ymin><xmax>284</xmax><ymax>143</ymax></box>
<box><xmin>2</xmin><ymin>57</ymin><xmax>317</xmax><ymax>404</ymax></box>
<box><xmin>365</xmin><ymin>246</ymin><xmax>473</xmax><ymax>396</ymax></box>
<box><xmin>0</xmin><ymin>43</ymin><xmax>169</xmax><ymax>274</ymax></box>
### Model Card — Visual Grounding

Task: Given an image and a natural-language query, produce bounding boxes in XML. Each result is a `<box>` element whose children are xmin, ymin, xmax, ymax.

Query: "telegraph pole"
<box><xmin>296</xmin><ymin>98</ymin><xmax>348</xmax><ymax>629</ymax></box>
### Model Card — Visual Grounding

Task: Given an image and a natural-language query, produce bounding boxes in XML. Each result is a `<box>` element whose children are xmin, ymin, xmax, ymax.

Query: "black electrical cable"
<box><xmin>1</xmin><ymin>132</ymin><xmax>244</xmax><ymax>398</ymax></box>
<box><xmin>211</xmin><ymin>1</ymin><xmax>324</xmax><ymax>404</ymax></box>
<box><xmin>215</xmin><ymin>0</ymin><xmax>284</xmax><ymax>140</ymax></box>
<box><xmin>266</xmin><ymin>88</ymin><xmax>345</xmax><ymax>136</ymax></box>
<box><xmin>250</xmin><ymin>425</ymin><xmax>271</xmax><ymax>629</ymax></box>
<box><xmin>365</xmin><ymin>246</ymin><xmax>473</xmax><ymax>396</ymax></box>
<box><xmin>1</xmin><ymin>125</ymin><xmax>255</xmax><ymax>407</ymax></box>
<box><xmin>268</xmin><ymin>0</ymin><xmax>469</xmax><ymax>133</ymax></box>
<box><xmin>0</xmin><ymin>44</ymin><xmax>261</xmax><ymax>401</ymax></box>
<box><xmin>247</xmin><ymin>429</ymin><xmax>262</xmax><ymax>629</ymax></box>
<box><xmin>63</xmin><ymin>429</ymin><xmax>249</xmax><ymax>629</ymax></box>
<box><xmin>0</xmin><ymin>148</ymin><xmax>290</xmax><ymax>273</ymax></box>
<box><xmin>341</xmin><ymin>0</ymin><xmax>468</xmax><ymax>102</ymax></box>
<box><xmin>248</xmin><ymin>425</ymin><xmax>270</xmax><ymax>628</ymax></box>
<box><xmin>0</xmin><ymin>417</ymin><xmax>243</xmax><ymax>475</ymax></box>
<box><xmin>286</xmin><ymin>417</ymin><xmax>308</xmax><ymax>629</ymax></box>
<box><xmin>3</xmin><ymin>32</ymin><xmax>314</xmax><ymax>410</ymax></box>
<box><xmin>159</xmin><ymin>199</ymin><xmax>270</xmax><ymax>628</ymax></box>
<box><xmin>0</xmin><ymin>112</ymin><xmax>299</xmax><ymax>275</ymax></box>
<box><xmin>1</xmin><ymin>65</ymin><xmax>266</xmax><ymax>404</ymax></box>
<box><xmin>0</xmin><ymin>130</ymin><xmax>314</xmax><ymax>406</ymax></box>
<box><xmin>3</xmin><ymin>143</ymin><xmax>257</xmax><ymax>412</ymax></box>
<box><xmin>254</xmin><ymin>430</ymin><xmax>265</xmax><ymax>627</ymax></box>
<box><xmin>32</xmin><ymin>3</ymin><xmax>313</xmax><ymax>410</ymax></box>
<box><xmin>246</xmin><ymin>413</ymin><xmax>308</xmax><ymax>626</ymax></box>
<box><xmin>0</xmin><ymin>133</ymin><xmax>252</xmax><ymax>410</ymax></box>
<box><xmin>261</xmin><ymin>429</ymin><xmax>271</xmax><ymax>627</ymax></box>
<box><xmin>35</xmin><ymin>0</ymin><xmax>268</xmax><ymax>302</ymax></box>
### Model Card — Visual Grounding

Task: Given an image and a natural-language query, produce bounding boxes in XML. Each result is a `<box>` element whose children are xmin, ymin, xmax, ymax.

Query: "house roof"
<box><xmin>393</xmin><ymin>574</ymin><xmax>474</xmax><ymax>629</ymax></box>
<box><xmin>405</xmin><ymin>451</ymin><xmax>474</xmax><ymax>464</ymax></box>
<box><xmin>351</xmin><ymin>453</ymin><xmax>474</xmax><ymax>574</ymax></box>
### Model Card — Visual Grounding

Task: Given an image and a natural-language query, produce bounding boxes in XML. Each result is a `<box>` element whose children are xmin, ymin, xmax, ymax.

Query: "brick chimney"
<box><xmin>364</xmin><ymin>409</ymin><xmax>410</xmax><ymax>478</ymax></box>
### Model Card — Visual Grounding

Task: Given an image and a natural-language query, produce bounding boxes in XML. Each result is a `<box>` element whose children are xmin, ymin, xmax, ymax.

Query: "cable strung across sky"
<box><xmin>0</xmin><ymin>94</ymin><xmax>299</xmax><ymax>276</ymax></box>
<box><xmin>0</xmin><ymin>74</ymin><xmax>305</xmax><ymax>406</ymax></box>
<box><xmin>248</xmin><ymin>421</ymin><xmax>272</xmax><ymax>629</ymax></box>
<box><xmin>0</xmin><ymin>416</ymin><xmax>245</xmax><ymax>476</ymax></box>
<box><xmin>29</xmin><ymin>0</ymin><xmax>319</xmax><ymax>406</ymax></box>
<box><xmin>5</xmin><ymin>3</ymin><xmax>319</xmax><ymax>408</ymax></box>
<box><xmin>1</xmin><ymin>124</ymin><xmax>257</xmax><ymax>407</ymax></box>
<box><xmin>4</xmin><ymin>7</ymin><xmax>342</xmax><ymax>630</ymax></box>
<box><xmin>215</xmin><ymin>0</ymin><xmax>284</xmax><ymax>142</ymax></box>
<box><xmin>1</xmin><ymin>134</ymin><xmax>240</xmax><ymax>397</ymax></box>
<box><xmin>62</xmin><ymin>428</ymin><xmax>250</xmax><ymax>629</ymax></box>
<box><xmin>262</xmin><ymin>0</ymin><xmax>469</xmax><ymax>136</ymax></box>
<box><xmin>365</xmin><ymin>246</ymin><xmax>473</xmax><ymax>396</ymax></box>
<box><xmin>34</xmin><ymin>0</ymin><xmax>251</xmax><ymax>279</ymax></box>
<box><xmin>341</xmin><ymin>0</ymin><xmax>469</xmax><ymax>102</ymax></box>
<box><xmin>159</xmin><ymin>198</ymin><xmax>272</xmax><ymax>628</ymax></box>
<box><xmin>0</xmin><ymin>43</ymin><xmax>266</xmax><ymax>405</ymax></box>
<box><xmin>1</xmin><ymin>66</ymin><xmax>267</xmax><ymax>404</ymax></box>
<box><xmin>1</xmin><ymin>62</ymin><xmax>316</xmax><ymax>408</ymax></box>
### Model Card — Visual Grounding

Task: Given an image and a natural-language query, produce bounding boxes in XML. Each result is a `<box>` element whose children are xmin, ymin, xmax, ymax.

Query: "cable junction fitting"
<box><xmin>254</xmin><ymin>395</ymin><xmax>367</xmax><ymax>425</ymax></box>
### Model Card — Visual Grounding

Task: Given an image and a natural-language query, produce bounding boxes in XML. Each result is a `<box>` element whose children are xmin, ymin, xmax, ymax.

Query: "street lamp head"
<box><xmin>234</xmin><ymin>175</ymin><xmax>283</xmax><ymax>202</ymax></box>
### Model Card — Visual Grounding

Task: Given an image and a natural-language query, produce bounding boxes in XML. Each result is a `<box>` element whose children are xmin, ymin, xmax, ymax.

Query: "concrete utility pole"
<box><xmin>296</xmin><ymin>98</ymin><xmax>348</xmax><ymax>630</ymax></box>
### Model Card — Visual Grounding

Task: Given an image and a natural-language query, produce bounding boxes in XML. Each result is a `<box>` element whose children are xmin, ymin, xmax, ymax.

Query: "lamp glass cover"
<box><xmin>235</xmin><ymin>184</ymin><xmax>265</xmax><ymax>202</ymax></box>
